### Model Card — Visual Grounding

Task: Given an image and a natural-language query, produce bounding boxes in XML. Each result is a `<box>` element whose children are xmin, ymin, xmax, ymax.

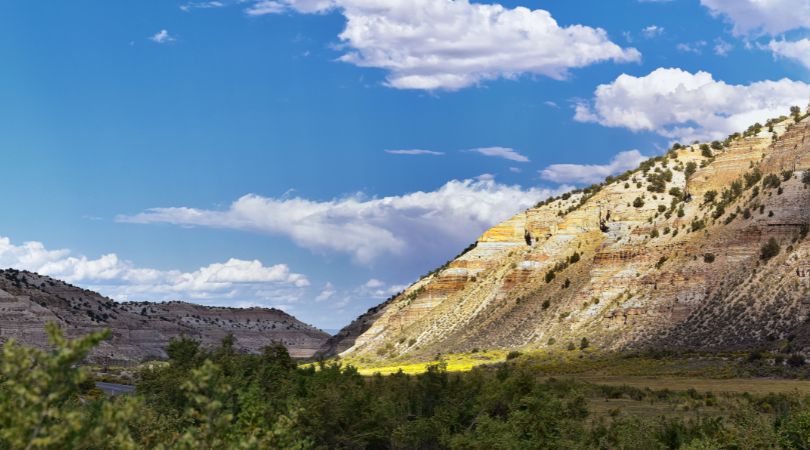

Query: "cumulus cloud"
<box><xmin>466</xmin><ymin>147</ymin><xmax>530</xmax><ymax>163</ymax></box>
<box><xmin>385</xmin><ymin>149</ymin><xmax>444</xmax><ymax>156</ymax></box>
<box><xmin>245</xmin><ymin>0</ymin><xmax>639</xmax><ymax>91</ymax></box>
<box><xmin>700</xmin><ymin>0</ymin><xmax>810</xmax><ymax>36</ymax></box>
<box><xmin>768</xmin><ymin>38</ymin><xmax>810</xmax><ymax>69</ymax></box>
<box><xmin>118</xmin><ymin>178</ymin><xmax>564</xmax><ymax>265</ymax></box>
<box><xmin>149</xmin><ymin>30</ymin><xmax>175</xmax><ymax>44</ymax></box>
<box><xmin>0</xmin><ymin>236</ymin><xmax>309</xmax><ymax>304</ymax></box>
<box><xmin>539</xmin><ymin>150</ymin><xmax>648</xmax><ymax>185</ymax></box>
<box><xmin>574</xmin><ymin>67</ymin><xmax>810</xmax><ymax>142</ymax></box>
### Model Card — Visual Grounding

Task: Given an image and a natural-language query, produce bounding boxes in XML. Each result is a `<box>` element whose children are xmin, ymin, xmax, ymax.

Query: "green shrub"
<box><xmin>633</xmin><ymin>197</ymin><xmax>645</xmax><ymax>208</ymax></box>
<box><xmin>760</xmin><ymin>238</ymin><xmax>780</xmax><ymax>260</ymax></box>
<box><xmin>579</xmin><ymin>338</ymin><xmax>589</xmax><ymax>350</ymax></box>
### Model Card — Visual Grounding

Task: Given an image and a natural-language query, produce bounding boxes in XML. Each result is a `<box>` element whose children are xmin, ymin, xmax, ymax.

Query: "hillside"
<box><xmin>321</xmin><ymin>113</ymin><xmax>810</xmax><ymax>362</ymax></box>
<box><xmin>0</xmin><ymin>269</ymin><xmax>330</xmax><ymax>362</ymax></box>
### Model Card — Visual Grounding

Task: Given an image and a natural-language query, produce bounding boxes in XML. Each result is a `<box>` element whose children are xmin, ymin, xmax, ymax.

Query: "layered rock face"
<box><xmin>0</xmin><ymin>270</ymin><xmax>330</xmax><ymax>363</ymax></box>
<box><xmin>322</xmin><ymin>116</ymin><xmax>810</xmax><ymax>360</ymax></box>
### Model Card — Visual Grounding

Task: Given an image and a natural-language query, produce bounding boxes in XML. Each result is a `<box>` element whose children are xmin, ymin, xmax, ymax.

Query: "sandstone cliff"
<box><xmin>322</xmin><ymin>114</ymin><xmax>810</xmax><ymax>361</ymax></box>
<box><xmin>0</xmin><ymin>270</ymin><xmax>330</xmax><ymax>363</ymax></box>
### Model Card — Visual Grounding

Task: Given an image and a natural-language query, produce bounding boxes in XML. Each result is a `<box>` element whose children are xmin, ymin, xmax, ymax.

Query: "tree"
<box><xmin>760</xmin><ymin>238</ymin><xmax>780</xmax><ymax>260</ymax></box>
<box><xmin>791</xmin><ymin>105</ymin><xmax>802</xmax><ymax>116</ymax></box>
<box><xmin>633</xmin><ymin>197</ymin><xmax>645</xmax><ymax>208</ymax></box>
<box><xmin>685</xmin><ymin>162</ymin><xmax>697</xmax><ymax>179</ymax></box>
<box><xmin>700</xmin><ymin>144</ymin><xmax>713</xmax><ymax>158</ymax></box>
<box><xmin>579</xmin><ymin>338</ymin><xmax>589</xmax><ymax>350</ymax></box>
<box><xmin>0</xmin><ymin>323</ymin><xmax>139</xmax><ymax>450</ymax></box>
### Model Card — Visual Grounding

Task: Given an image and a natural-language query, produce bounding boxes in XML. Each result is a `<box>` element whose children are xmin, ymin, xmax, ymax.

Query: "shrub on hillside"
<box><xmin>760</xmin><ymin>238</ymin><xmax>781</xmax><ymax>260</ymax></box>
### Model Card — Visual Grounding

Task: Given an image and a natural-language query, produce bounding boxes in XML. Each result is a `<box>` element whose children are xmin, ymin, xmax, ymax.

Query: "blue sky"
<box><xmin>1</xmin><ymin>0</ymin><xmax>809</xmax><ymax>330</ymax></box>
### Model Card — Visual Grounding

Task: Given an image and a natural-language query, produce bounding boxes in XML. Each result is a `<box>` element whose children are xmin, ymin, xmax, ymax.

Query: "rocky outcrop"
<box><xmin>0</xmin><ymin>271</ymin><xmax>330</xmax><ymax>363</ymax></box>
<box><xmin>322</xmin><ymin>115</ymin><xmax>810</xmax><ymax>361</ymax></box>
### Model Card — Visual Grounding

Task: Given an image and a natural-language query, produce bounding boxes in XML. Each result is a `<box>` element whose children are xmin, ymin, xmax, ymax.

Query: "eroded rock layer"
<box><xmin>0</xmin><ymin>270</ymin><xmax>330</xmax><ymax>362</ymax></box>
<box><xmin>322</xmin><ymin>116</ymin><xmax>810</xmax><ymax>360</ymax></box>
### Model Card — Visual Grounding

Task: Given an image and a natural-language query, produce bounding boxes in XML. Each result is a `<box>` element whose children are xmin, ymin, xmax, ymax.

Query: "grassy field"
<box><xmin>575</xmin><ymin>375</ymin><xmax>810</xmax><ymax>395</ymax></box>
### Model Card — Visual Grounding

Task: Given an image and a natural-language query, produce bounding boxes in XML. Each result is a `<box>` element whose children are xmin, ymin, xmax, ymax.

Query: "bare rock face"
<box><xmin>0</xmin><ymin>271</ymin><xmax>330</xmax><ymax>363</ymax></box>
<box><xmin>321</xmin><ymin>116</ymin><xmax>810</xmax><ymax>361</ymax></box>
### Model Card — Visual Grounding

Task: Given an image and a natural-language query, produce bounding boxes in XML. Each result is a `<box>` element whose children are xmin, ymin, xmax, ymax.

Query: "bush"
<box><xmin>787</xmin><ymin>354</ymin><xmax>806</xmax><ymax>367</ymax></box>
<box><xmin>700</xmin><ymin>144</ymin><xmax>713</xmax><ymax>158</ymax></box>
<box><xmin>633</xmin><ymin>197</ymin><xmax>645</xmax><ymax>208</ymax></box>
<box><xmin>760</xmin><ymin>238</ymin><xmax>781</xmax><ymax>260</ymax></box>
<box><xmin>803</xmin><ymin>171</ymin><xmax>810</xmax><ymax>186</ymax></box>
<box><xmin>579</xmin><ymin>338</ymin><xmax>589</xmax><ymax>350</ymax></box>
<box><xmin>763</xmin><ymin>174</ymin><xmax>781</xmax><ymax>189</ymax></box>
<box><xmin>566</xmin><ymin>342</ymin><xmax>576</xmax><ymax>351</ymax></box>
<box><xmin>703</xmin><ymin>190</ymin><xmax>717</xmax><ymax>204</ymax></box>
<box><xmin>542</xmin><ymin>299</ymin><xmax>551</xmax><ymax>310</ymax></box>
<box><xmin>685</xmin><ymin>162</ymin><xmax>697</xmax><ymax>178</ymax></box>
<box><xmin>506</xmin><ymin>351</ymin><xmax>522</xmax><ymax>361</ymax></box>
<box><xmin>703</xmin><ymin>253</ymin><xmax>715</xmax><ymax>263</ymax></box>
<box><xmin>545</xmin><ymin>271</ymin><xmax>556</xmax><ymax>283</ymax></box>
<box><xmin>569</xmin><ymin>252</ymin><xmax>581</xmax><ymax>264</ymax></box>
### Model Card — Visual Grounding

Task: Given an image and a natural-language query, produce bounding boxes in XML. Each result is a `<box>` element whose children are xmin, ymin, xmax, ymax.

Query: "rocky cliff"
<box><xmin>322</xmin><ymin>114</ymin><xmax>810</xmax><ymax>361</ymax></box>
<box><xmin>0</xmin><ymin>270</ymin><xmax>330</xmax><ymax>363</ymax></box>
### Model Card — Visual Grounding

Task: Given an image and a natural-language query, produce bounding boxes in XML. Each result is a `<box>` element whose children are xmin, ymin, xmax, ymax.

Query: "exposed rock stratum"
<box><xmin>321</xmin><ymin>115</ymin><xmax>810</xmax><ymax>361</ymax></box>
<box><xmin>0</xmin><ymin>270</ymin><xmax>329</xmax><ymax>363</ymax></box>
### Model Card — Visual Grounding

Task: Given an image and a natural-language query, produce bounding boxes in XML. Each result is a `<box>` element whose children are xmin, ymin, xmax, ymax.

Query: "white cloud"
<box><xmin>574</xmin><ymin>67</ymin><xmax>810</xmax><ymax>142</ymax></box>
<box><xmin>714</xmin><ymin>39</ymin><xmax>734</xmax><ymax>56</ymax></box>
<box><xmin>149</xmin><ymin>30</ymin><xmax>175</xmax><ymax>44</ymax></box>
<box><xmin>467</xmin><ymin>147</ymin><xmax>530</xmax><ymax>163</ymax></box>
<box><xmin>246</xmin><ymin>0</ymin><xmax>639</xmax><ymax>91</ymax></box>
<box><xmin>385</xmin><ymin>149</ymin><xmax>444</xmax><ymax>156</ymax></box>
<box><xmin>245</xmin><ymin>1</ymin><xmax>287</xmax><ymax>15</ymax></box>
<box><xmin>676</xmin><ymin>41</ymin><xmax>707</xmax><ymax>54</ymax></box>
<box><xmin>118</xmin><ymin>177</ymin><xmax>565</xmax><ymax>265</ymax></box>
<box><xmin>539</xmin><ymin>150</ymin><xmax>648</xmax><ymax>185</ymax></box>
<box><xmin>700</xmin><ymin>0</ymin><xmax>810</xmax><ymax>36</ymax></box>
<box><xmin>509</xmin><ymin>167</ymin><xmax>522</xmax><ymax>173</ymax></box>
<box><xmin>180</xmin><ymin>1</ymin><xmax>224</xmax><ymax>11</ymax></box>
<box><xmin>358</xmin><ymin>279</ymin><xmax>407</xmax><ymax>299</ymax></box>
<box><xmin>0</xmin><ymin>236</ymin><xmax>309</xmax><ymax>304</ymax></box>
<box><xmin>544</xmin><ymin>101</ymin><xmax>559</xmax><ymax>108</ymax></box>
<box><xmin>768</xmin><ymin>38</ymin><xmax>810</xmax><ymax>69</ymax></box>
<box><xmin>315</xmin><ymin>282</ymin><xmax>336</xmax><ymax>302</ymax></box>
<box><xmin>642</xmin><ymin>25</ymin><xmax>664</xmax><ymax>38</ymax></box>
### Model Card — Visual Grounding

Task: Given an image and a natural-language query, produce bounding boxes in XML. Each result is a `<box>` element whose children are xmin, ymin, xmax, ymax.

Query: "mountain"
<box><xmin>0</xmin><ymin>269</ymin><xmax>330</xmax><ymax>363</ymax></box>
<box><xmin>321</xmin><ymin>114</ymin><xmax>810</xmax><ymax>361</ymax></box>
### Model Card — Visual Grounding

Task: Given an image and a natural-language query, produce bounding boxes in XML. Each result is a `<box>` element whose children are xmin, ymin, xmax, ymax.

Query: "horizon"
<box><xmin>3</xmin><ymin>0</ymin><xmax>810</xmax><ymax>330</ymax></box>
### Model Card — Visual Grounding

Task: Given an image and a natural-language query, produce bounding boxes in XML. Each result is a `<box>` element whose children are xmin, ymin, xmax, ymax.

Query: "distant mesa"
<box><xmin>0</xmin><ymin>269</ymin><xmax>329</xmax><ymax>363</ymax></box>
